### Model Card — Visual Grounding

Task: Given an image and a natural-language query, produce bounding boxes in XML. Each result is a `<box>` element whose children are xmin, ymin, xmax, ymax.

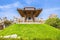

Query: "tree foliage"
<box><xmin>45</xmin><ymin>17</ymin><xmax>60</xmax><ymax>28</ymax></box>
<box><xmin>4</xmin><ymin>20</ymin><xmax>12</xmax><ymax>27</ymax></box>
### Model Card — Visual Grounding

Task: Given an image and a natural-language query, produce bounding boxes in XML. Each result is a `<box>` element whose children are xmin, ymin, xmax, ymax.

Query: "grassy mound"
<box><xmin>0</xmin><ymin>24</ymin><xmax>60</xmax><ymax>40</ymax></box>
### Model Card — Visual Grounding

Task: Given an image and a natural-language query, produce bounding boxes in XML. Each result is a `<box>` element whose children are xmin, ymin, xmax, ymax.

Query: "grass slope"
<box><xmin>0</xmin><ymin>24</ymin><xmax>60</xmax><ymax>39</ymax></box>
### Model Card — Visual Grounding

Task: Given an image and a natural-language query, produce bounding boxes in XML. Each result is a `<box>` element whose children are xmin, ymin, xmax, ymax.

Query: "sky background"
<box><xmin>0</xmin><ymin>0</ymin><xmax>60</xmax><ymax>20</ymax></box>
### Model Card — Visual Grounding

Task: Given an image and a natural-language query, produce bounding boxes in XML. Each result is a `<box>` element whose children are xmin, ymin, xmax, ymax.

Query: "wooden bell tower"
<box><xmin>17</xmin><ymin>7</ymin><xmax>42</xmax><ymax>22</ymax></box>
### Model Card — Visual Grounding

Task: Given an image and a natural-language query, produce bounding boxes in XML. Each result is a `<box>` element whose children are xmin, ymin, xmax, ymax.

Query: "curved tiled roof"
<box><xmin>17</xmin><ymin>7</ymin><xmax>42</xmax><ymax>17</ymax></box>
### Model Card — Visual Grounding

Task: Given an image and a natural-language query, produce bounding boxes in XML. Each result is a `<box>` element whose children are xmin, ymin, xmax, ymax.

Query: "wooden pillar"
<box><xmin>32</xmin><ymin>16</ymin><xmax>35</xmax><ymax>22</ymax></box>
<box><xmin>25</xmin><ymin>16</ymin><xmax>27</xmax><ymax>22</ymax></box>
<box><xmin>31</xmin><ymin>11</ymin><xmax>35</xmax><ymax>22</ymax></box>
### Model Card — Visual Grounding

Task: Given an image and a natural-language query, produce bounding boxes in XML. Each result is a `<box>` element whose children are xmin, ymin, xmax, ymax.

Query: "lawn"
<box><xmin>0</xmin><ymin>24</ymin><xmax>60</xmax><ymax>40</ymax></box>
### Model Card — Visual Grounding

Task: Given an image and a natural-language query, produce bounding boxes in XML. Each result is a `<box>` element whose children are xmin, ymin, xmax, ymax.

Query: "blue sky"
<box><xmin>0</xmin><ymin>0</ymin><xmax>60</xmax><ymax>20</ymax></box>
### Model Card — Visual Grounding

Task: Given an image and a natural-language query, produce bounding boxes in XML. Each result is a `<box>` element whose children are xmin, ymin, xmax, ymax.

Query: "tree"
<box><xmin>4</xmin><ymin>20</ymin><xmax>12</xmax><ymax>27</ymax></box>
<box><xmin>45</xmin><ymin>17</ymin><xmax>60</xmax><ymax>28</ymax></box>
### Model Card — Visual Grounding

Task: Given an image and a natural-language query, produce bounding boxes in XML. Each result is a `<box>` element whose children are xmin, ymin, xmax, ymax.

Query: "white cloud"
<box><xmin>42</xmin><ymin>8</ymin><xmax>60</xmax><ymax>16</ymax></box>
<box><xmin>24</xmin><ymin>0</ymin><xmax>35</xmax><ymax>5</ymax></box>
<box><xmin>38</xmin><ymin>7</ymin><xmax>60</xmax><ymax>20</ymax></box>
<box><xmin>43</xmin><ymin>8</ymin><xmax>60</xmax><ymax>12</ymax></box>
<box><xmin>0</xmin><ymin>1</ymin><xmax>23</xmax><ymax>19</ymax></box>
<box><xmin>41</xmin><ymin>7</ymin><xmax>60</xmax><ymax>15</ymax></box>
<box><xmin>0</xmin><ymin>1</ymin><xmax>23</xmax><ymax>9</ymax></box>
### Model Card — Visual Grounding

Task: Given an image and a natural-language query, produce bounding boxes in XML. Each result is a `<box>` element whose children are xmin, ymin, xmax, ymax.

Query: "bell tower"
<box><xmin>17</xmin><ymin>7</ymin><xmax>42</xmax><ymax>22</ymax></box>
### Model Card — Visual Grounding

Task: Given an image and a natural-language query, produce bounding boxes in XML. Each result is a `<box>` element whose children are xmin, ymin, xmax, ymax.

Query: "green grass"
<box><xmin>0</xmin><ymin>24</ymin><xmax>60</xmax><ymax>40</ymax></box>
